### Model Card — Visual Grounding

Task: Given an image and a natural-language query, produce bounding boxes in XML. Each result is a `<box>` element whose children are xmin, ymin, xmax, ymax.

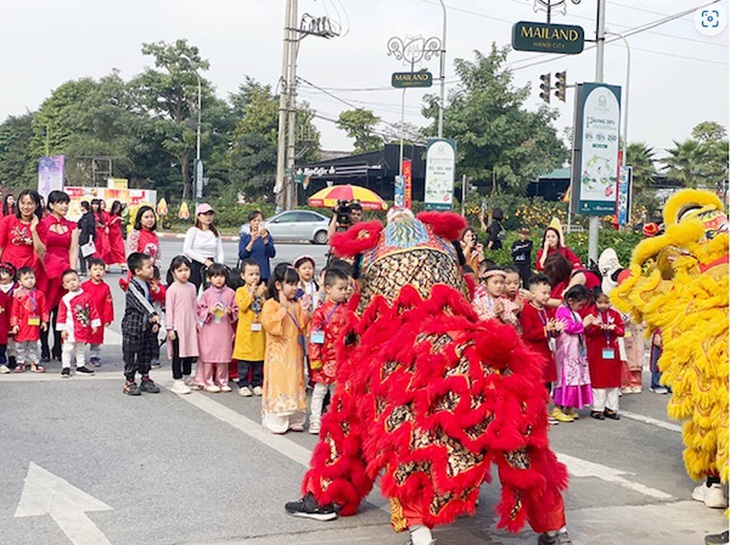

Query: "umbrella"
<box><xmin>308</xmin><ymin>184</ymin><xmax>388</xmax><ymax>211</ymax></box>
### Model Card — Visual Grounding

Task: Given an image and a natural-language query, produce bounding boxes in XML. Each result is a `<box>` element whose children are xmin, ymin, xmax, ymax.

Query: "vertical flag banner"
<box><xmin>617</xmin><ymin>166</ymin><xmax>632</xmax><ymax>226</ymax></box>
<box><xmin>394</xmin><ymin>175</ymin><xmax>405</xmax><ymax>209</ymax></box>
<box><xmin>37</xmin><ymin>156</ymin><xmax>65</xmax><ymax>200</ymax></box>
<box><xmin>570</xmin><ymin>83</ymin><xmax>622</xmax><ymax>215</ymax></box>
<box><xmin>425</xmin><ymin>138</ymin><xmax>457</xmax><ymax>211</ymax></box>
<box><xmin>401</xmin><ymin>159</ymin><xmax>413</xmax><ymax>209</ymax></box>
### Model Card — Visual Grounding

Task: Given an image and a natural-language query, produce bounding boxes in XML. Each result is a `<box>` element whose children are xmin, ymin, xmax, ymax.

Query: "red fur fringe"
<box><xmin>416</xmin><ymin>211</ymin><xmax>467</xmax><ymax>241</ymax></box>
<box><xmin>329</xmin><ymin>221</ymin><xmax>383</xmax><ymax>258</ymax></box>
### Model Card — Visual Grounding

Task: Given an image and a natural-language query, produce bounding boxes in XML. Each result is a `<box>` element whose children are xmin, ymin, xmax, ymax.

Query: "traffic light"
<box><xmin>539</xmin><ymin>73</ymin><xmax>551</xmax><ymax>104</ymax></box>
<box><xmin>555</xmin><ymin>71</ymin><xmax>567</xmax><ymax>102</ymax></box>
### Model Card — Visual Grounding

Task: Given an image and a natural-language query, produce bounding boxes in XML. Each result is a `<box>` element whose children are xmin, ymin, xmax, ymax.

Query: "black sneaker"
<box><xmin>285</xmin><ymin>492</ymin><xmax>337</xmax><ymax>521</ymax></box>
<box><xmin>706</xmin><ymin>531</ymin><xmax>729</xmax><ymax>545</ymax></box>
<box><xmin>123</xmin><ymin>382</ymin><xmax>141</xmax><ymax>396</ymax></box>
<box><xmin>61</xmin><ymin>368</ymin><xmax>71</xmax><ymax>378</ymax></box>
<box><xmin>139</xmin><ymin>379</ymin><xmax>160</xmax><ymax>393</ymax></box>
<box><xmin>538</xmin><ymin>531</ymin><xmax>572</xmax><ymax>545</ymax></box>
<box><xmin>76</xmin><ymin>366</ymin><xmax>95</xmax><ymax>376</ymax></box>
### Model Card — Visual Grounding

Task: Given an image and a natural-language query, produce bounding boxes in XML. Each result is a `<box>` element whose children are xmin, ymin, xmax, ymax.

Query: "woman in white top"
<box><xmin>183</xmin><ymin>203</ymin><xmax>225</xmax><ymax>290</ymax></box>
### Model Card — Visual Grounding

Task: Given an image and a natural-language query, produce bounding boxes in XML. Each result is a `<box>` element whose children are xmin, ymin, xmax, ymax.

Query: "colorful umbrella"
<box><xmin>307</xmin><ymin>184</ymin><xmax>388</xmax><ymax>211</ymax></box>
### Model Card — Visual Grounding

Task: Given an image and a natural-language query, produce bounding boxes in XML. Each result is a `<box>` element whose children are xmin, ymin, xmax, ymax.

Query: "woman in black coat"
<box><xmin>77</xmin><ymin>200</ymin><xmax>96</xmax><ymax>275</ymax></box>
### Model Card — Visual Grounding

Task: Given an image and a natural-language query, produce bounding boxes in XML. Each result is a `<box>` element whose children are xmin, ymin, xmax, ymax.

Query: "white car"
<box><xmin>239</xmin><ymin>210</ymin><xmax>330</xmax><ymax>244</ymax></box>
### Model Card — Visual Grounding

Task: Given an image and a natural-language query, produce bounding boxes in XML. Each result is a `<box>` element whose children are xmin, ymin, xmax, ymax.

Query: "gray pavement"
<box><xmin>0</xmin><ymin>240</ymin><xmax>726</xmax><ymax>544</ymax></box>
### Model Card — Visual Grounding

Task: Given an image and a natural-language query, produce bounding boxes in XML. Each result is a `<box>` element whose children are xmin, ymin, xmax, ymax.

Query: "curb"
<box><xmin>157</xmin><ymin>232</ymin><xmax>240</xmax><ymax>242</ymax></box>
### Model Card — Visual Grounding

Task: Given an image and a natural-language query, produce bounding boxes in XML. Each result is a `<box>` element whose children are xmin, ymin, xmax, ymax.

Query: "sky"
<box><xmin>1</xmin><ymin>0</ymin><xmax>727</xmax><ymax>161</ymax></box>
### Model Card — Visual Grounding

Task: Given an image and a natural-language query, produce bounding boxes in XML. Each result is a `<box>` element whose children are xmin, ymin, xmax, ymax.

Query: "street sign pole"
<box><xmin>589</xmin><ymin>0</ymin><xmax>607</xmax><ymax>263</ymax></box>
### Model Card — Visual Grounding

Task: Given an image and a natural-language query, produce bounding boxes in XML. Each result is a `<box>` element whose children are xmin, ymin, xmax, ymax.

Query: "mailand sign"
<box><xmin>391</xmin><ymin>71</ymin><xmax>433</xmax><ymax>88</ymax></box>
<box><xmin>512</xmin><ymin>21</ymin><xmax>585</xmax><ymax>54</ymax></box>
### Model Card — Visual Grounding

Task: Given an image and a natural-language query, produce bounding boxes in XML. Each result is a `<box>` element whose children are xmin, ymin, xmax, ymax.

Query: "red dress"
<box><xmin>36</xmin><ymin>215</ymin><xmax>76</xmax><ymax>311</ymax></box>
<box><xmin>81</xmin><ymin>279</ymin><xmax>114</xmax><ymax>345</ymax></box>
<box><xmin>94</xmin><ymin>212</ymin><xmax>109</xmax><ymax>262</ymax></box>
<box><xmin>105</xmin><ymin>214</ymin><xmax>126</xmax><ymax>266</ymax></box>
<box><xmin>585</xmin><ymin>308</ymin><xmax>625</xmax><ymax>388</ymax></box>
<box><xmin>536</xmin><ymin>246</ymin><xmax>582</xmax><ymax>271</ymax></box>
<box><xmin>521</xmin><ymin>303</ymin><xmax>557</xmax><ymax>383</ymax></box>
<box><xmin>11</xmin><ymin>287</ymin><xmax>49</xmax><ymax>342</ymax></box>
<box><xmin>0</xmin><ymin>215</ymin><xmax>37</xmax><ymax>271</ymax></box>
<box><xmin>126</xmin><ymin>228</ymin><xmax>160</xmax><ymax>266</ymax></box>
<box><xmin>308</xmin><ymin>300</ymin><xmax>351</xmax><ymax>385</ymax></box>
<box><xmin>57</xmin><ymin>289</ymin><xmax>102</xmax><ymax>343</ymax></box>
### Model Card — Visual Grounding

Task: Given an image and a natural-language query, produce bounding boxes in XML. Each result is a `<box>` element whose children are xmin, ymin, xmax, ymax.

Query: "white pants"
<box><xmin>89</xmin><ymin>344</ymin><xmax>102</xmax><ymax>360</ymax></box>
<box><xmin>62</xmin><ymin>342</ymin><xmax>87</xmax><ymax>369</ymax></box>
<box><xmin>592</xmin><ymin>387</ymin><xmax>620</xmax><ymax>412</ymax></box>
<box><xmin>310</xmin><ymin>382</ymin><xmax>335</xmax><ymax>427</ymax></box>
<box><xmin>15</xmin><ymin>340</ymin><xmax>39</xmax><ymax>366</ymax></box>
<box><xmin>262</xmin><ymin>411</ymin><xmax>306</xmax><ymax>434</ymax></box>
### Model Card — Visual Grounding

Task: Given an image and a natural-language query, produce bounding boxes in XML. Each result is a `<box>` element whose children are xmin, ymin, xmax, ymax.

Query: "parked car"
<box><xmin>239</xmin><ymin>210</ymin><xmax>330</xmax><ymax>244</ymax></box>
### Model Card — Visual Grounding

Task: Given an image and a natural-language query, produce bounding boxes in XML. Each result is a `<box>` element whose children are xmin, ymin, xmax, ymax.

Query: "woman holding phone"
<box><xmin>238</xmin><ymin>210</ymin><xmax>276</xmax><ymax>283</ymax></box>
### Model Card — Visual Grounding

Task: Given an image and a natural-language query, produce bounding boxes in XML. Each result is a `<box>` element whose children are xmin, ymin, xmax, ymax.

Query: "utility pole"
<box><xmin>275</xmin><ymin>0</ymin><xmax>294</xmax><ymax>212</ymax></box>
<box><xmin>274</xmin><ymin>3</ymin><xmax>339</xmax><ymax>212</ymax></box>
<box><xmin>437</xmin><ymin>0</ymin><xmax>446</xmax><ymax>138</ymax></box>
<box><xmin>286</xmin><ymin>0</ymin><xmax>300</xmax><ymax>209</ymax></box>
<box><xmin>588</xmin><ymin>0</ymin><xmax>606</xmax><ymax>263</ymax></box>
<box><xmin>195</xmin><ymin>72</ymin><xmax>202</xmax><ymax>202</ymax></box>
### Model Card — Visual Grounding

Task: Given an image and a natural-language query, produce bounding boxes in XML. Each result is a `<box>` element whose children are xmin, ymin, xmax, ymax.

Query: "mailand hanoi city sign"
<box><xmin>512</xmin><ymin>21</ymin><xmax>585</xmax><ymax>54</ymax></box>
<box><xmin>391</xmin><ymin>71</ymin><xmax>433</xmax><ymax>88</ymax></box>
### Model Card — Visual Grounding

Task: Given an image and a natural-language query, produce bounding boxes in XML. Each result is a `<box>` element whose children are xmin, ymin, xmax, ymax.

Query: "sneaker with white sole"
<box><xmin>171</xmin><ymin>379</ymin><xmax>191</xmax><ymax>395</ymax></box>
<box><xmin>252</xmin><ymin>385</ymin><xmax>263</xmax><ymax>396</ymax></box>
<box><xmin>0</xmin><ymin>364</ymin><xmax>10</xmax><ymax>374</ymax></box>
<box><xmin>650</xmin><ymin>386</ymin><xmax>669</xmax><ymax>395</ymax></box>
<box><xmin>221</xmin><ymin>385</ymin><xmax>232</xmax><ymax>392</ymax></box>
<box><xmin>692</xmin><ymin>482</ymin><xmax>728</xmax><ymax>509</ymax></box>
<box><xmin>285</xmin><ymin>492</ymin><xmax>337</xmax><ymax>521</ymax></box>
<box><xmin>309</xmin><ymin>422</ymin><xmax>321</xmax><ymax>435</ymax></box>
<box><xmin>239</xmin><ymin>386</ymin><xmax>253</xmax><ymax>397</ymax></box>
<box><xmin>538</xmin><ymin>531</ymin><xmax>573</xmax><ymax>545</ymax></box>
<box><xmin>183</xmin><ymin>375</ymin><xmax>196</xmax><ymax>386</ymax></box>
<box><xmin>76</xmin><ymin>366</ymin><xmax>95</xmax><ymax>376</ymax></box>
<box><xmin>205</xmin><ymin>385</ymin><xmax>221</xmax><ymax>393</ymax></box>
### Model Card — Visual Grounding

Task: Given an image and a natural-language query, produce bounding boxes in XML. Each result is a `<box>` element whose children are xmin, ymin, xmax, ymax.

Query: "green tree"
<box><xmin>228</xmin><ymin>79</ymin><xmax>319</xmax><ymax>199</ymax></box>
<box><xmin>422</xmin><ymin>45</ymin><xmax>568</xmax><ymax>194</ymax></box>
<box><xmin>336</xmin><ymin>108</ymin><xmax>383</xmax><ymax>153</ymax></box>
<box><xmin>625</xmin><ymin>142</ymin><xmax>657</xmax><ymax>193</ymax></box>
<box><xmin>132</xmin><ymin>39</ymin><xmax>211</xmax><ymax>199</ymax></box>
<box><xmin>664</xmin><ymin>122</ymin><xmax>728</xmax><ymax>189</ymax></box>
<box><xmin>0</xmin><ymin>113</ymin><xmax>36</xmax><ymax>188</ymax></box>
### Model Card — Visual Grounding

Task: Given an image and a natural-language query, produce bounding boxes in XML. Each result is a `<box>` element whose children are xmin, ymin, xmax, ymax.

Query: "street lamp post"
<box><xmin>606</xmin><ymin>31</ymin><xmax>631</xmax><ymax>166</ymax></box>
<box><xmin>437</xmin><ymin>0</ymin><xmax>447</xmax><ymax>139</ymax></box>
<box><xmin>386</xmin><ymin>35</ymin><xmax>442</xmax><ymax>175</ymax></box>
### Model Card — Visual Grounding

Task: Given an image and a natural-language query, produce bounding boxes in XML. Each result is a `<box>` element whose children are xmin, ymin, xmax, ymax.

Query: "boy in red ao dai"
<box><xmin>307</xmin><ymin>267</ymin><xmax>351</xmax><ymax>435</ymax></box>
<box><xmin>10</xmin><ymin>267</ymin><xmax>49</xmax><ymax>373</ymax></box>
<box><xmin>57</xmin><ymin>269</ymin><xmax>101</xmax><ymax>377</ymax></box>
<box><xmin>82</xmin><ymin>258</ymin><xmax>114</xmax><ymax>367</ymax></box>
<box><xmin>585</xmin><ymin>292</ymin><xmax>625</xmax><ymax>420</ymax></box>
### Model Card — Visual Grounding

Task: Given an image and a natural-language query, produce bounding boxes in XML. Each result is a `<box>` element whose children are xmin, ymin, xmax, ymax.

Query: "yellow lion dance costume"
<box><xmin>611</xmin><ymin>189</ymin><xmax>728</xmax><ymax>485</ymax></box>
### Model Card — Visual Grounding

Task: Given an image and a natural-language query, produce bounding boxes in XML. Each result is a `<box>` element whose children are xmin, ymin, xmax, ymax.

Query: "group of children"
<box><xmin>0</xmin><ymin>259</ymin><xmax>113</xmax><ymax>377</ymax></box>
<box><xmin>120</xmin><ymin>250</ymin><xmax>354</xmax><ymax>436</ymax></box>
<box><xmin>471</xmin><ymin>262</ymin><xmax>628</xmax><ymax>424</ymax></box>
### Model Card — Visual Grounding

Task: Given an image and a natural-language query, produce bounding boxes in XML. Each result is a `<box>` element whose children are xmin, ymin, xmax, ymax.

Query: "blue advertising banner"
<box><xmin>617</xmin><ymin>166</ymin><xmax>632</xmax><ymax>226</ymax></box>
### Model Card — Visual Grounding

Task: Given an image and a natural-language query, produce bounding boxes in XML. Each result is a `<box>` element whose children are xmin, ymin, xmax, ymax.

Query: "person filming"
<box><xmin>327</xmin><ymin>200</ymin><xmax>363</xmax><ymax>242</ymax></box>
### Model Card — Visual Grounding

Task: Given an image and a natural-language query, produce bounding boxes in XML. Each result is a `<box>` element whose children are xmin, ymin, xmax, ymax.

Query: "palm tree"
<box><xmin>664</xmin><ymin>139</ymin><xmax>706</xmax><ymax>188</ymax></box>
<box><xmin>625</xmin><ymin>142</ymin><xmax>657</xmax><ymax>192</ymax></box>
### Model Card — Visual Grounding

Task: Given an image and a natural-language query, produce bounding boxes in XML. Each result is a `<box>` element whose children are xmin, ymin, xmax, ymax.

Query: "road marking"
<box><xmin>15</xmin><ymin>462</ymin><xmax>113</xmax><ymax>545</ymax></box>
<box><xmin>620</xmin><ymin>410</ymin><xmax>682</xmax><ymax>433</ymax></box>
<box><xmin>155</xmin><ymin>377</ymin><xmax>676</xmax><ymax>502</ymax></box>
<box><xmin>557</xmin><ymin>453</ymin><xmax>674</xmax><ymax>500</ymax></box>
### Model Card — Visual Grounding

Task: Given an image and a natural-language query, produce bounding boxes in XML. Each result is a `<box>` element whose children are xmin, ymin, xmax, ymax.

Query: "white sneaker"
<box><xmin>693</xmin><ymin>483</ymin><xmax>728</xmax><ymax>509</ymax></box>
<box><xmin>171</xmin><ymin>379</ymin><xmax>191</xmax><ymax>395</ymax></box>
<box><xmin>221</xmin><ymin>385</ymin><xmax>232</xmax><ymax>392</ymax></box>
<box><xmin>0</xmin><ymin>364</ymin><xmax>10</xmax><ymax>374</ymax></box>
<box><xmin>252</xmin><ymin>386</ymin><xmax>263</xmax><ymax>396</ymax></box>
<box><xmin>631</xmin><ymin>386</ymin><xmax>642</xmax><ymax>394</ymax></box>
<box><xmin>183</xmin><ymin>375</ymin><xmax>196</xmax><ymax>386</ymax></box>
<box><xmin>239</xmin><ymin>386</ymin><xmax>253</xmax><ymax>397</ymax></box>
<box><xmin>204</xmin><ymin>385</ymin><xmax>221</xmax><ymax>393</ymax></box>
<box><xmin>651</xmin><ymin>387</ymin><xmax>669</xmax><ymax>395</ymax></box>
<box><xmin>309</xmin><ymin>422</ymin><xmax>321</xmax><ymax>435</ymax></box>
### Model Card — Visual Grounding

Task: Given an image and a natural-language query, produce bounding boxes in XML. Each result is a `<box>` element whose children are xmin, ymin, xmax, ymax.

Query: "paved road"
<box><xmin>0</xmin><ymin>240</ymin><xmax>725</xmax><ymax>545</ymax></box>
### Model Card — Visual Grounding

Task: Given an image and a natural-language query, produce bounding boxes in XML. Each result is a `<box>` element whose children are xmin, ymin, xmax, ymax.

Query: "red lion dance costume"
<box><xmin>287</xmin><ymin>210</ymin><xmax>570</xmax><ymax>545</ymax></box>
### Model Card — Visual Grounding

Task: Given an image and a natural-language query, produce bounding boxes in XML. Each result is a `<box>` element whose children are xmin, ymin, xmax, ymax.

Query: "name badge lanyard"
<box><xmin>213</xmin><ymin>288</ymin><xmax>228</xmax><ymax>323</ymax></box>
<box><xmin>250</xmin><ymin>286</ymin><xmax>262</xmax><ymax>322</ymax></box>
<box><xmin>312</xmin><ymin>303</ymin><xmax>339</xmax><ymax>345</ymax></box>
<box><xmin>537</xmin><ymin>307</ymin><xmax>548</xmax><ymax>335</ymax></box>
<box><xmin>597</xmin><ymin>311</ymin><xmax>612</xmax><ymax>345</ymax></box>
<box><xmin>28</xmin><ymin>289</ymin><xmax>38</xmax><ymax>315</ymax></box>
<box><xmin>285</xmin><ymin>303</ymin><xmax>307</xmax><ymax>352</ymax></box>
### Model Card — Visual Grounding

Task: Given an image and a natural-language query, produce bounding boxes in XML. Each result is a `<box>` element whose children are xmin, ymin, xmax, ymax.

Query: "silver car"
<box><xmin>239</xmin><ymin>210</ymin><xmax>330</xmax><ymax>244</ymax></box>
